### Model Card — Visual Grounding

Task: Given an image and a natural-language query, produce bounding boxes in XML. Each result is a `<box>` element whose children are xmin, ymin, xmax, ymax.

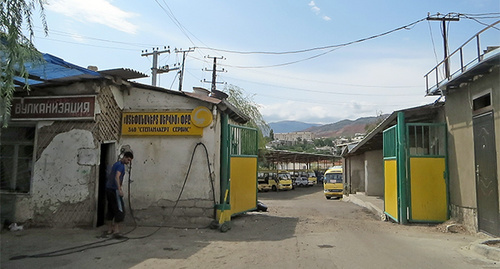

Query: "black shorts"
<box><xmin>106</xmin><ymin>189</ymin><xmax>125</xmax><ymax>222</ymax></box>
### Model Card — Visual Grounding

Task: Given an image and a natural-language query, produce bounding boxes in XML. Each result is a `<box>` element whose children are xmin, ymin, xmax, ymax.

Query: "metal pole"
<box><xmin>397</xmin><ymin>112</ymin><xmax>408</xmax><ymax>224</ymax></box>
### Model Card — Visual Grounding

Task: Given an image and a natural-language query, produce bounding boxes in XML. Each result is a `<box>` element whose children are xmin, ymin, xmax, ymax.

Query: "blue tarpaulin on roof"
<box><xmin>13</xmin><ymin>53</ymin><xmax>101</xmax><ymax>86</ymax></box>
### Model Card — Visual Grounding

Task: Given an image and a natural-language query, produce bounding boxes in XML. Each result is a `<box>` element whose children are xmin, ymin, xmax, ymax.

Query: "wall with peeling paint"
<box><xmin>120</xmin><ymin>87</ymin><xmax>221</xmax><ymax>227</ymax></box>
<box><xmin>1</xmin><ymin>80</ymin><xmax>122</xmax><ymax>228</ymax></box>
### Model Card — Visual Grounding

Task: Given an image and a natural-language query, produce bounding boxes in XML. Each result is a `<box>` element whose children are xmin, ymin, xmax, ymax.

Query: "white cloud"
<box><xmin>308</xmin><ymin>1</ymin><xmax>330</xmax><ymax>20</ymax></box>
<box><xmin>47</xmin><ymin>0</ymin><xmax>139</xmax><ymax>34</ymax></box>
<box><xmin>309</xmin><ymin>1</ymin><xmax>320</xmax><ymax>14</ymax></box>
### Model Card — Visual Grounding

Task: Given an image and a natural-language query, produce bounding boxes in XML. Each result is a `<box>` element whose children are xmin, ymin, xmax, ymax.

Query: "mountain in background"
<box><xmin>269</xmin><ymin>116</ymin><xmax>387</xmax><ymax>138</ymax></box>
<box><xmin>269</xmin><ymin>121</ymin><xmax>321</xmax><ymax>133</ymax></box>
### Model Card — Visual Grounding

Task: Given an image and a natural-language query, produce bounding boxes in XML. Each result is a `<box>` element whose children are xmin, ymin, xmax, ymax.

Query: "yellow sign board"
<box><xmin>122</xmin><ymin>106</ymin><xmax>213</xmax><ymax>136</ymax></box>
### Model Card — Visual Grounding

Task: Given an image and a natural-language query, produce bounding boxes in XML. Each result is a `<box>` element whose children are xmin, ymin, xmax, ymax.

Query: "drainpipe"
<box><xmin>397</xmin><ymin>112</ymin><xmax>408</xmax><ymax>224</ymax></box>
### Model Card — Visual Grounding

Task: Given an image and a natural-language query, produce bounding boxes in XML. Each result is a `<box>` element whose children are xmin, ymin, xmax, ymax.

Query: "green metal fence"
<box><xmin>229</xmin><ymin>125</ymin><xmax>258</xmax><ymax>157</ymax></box>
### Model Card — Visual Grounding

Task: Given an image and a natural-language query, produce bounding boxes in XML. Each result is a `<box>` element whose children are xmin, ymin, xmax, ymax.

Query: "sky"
<box><xmin>29</xmin><ymin>0</ymin><xmax>500</xmax><ymax>124</ymax></box>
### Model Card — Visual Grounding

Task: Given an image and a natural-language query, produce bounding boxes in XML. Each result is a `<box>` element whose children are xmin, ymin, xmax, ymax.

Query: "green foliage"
<box><xmin>223</xmin><ymin>84</ymin><xmax>270</xmax><ymax>148</ymax></box>
<box><xmin>1</xmin><ymin>0</ymin><xmax>47</xmax><ymax>127</ymax></box>
<box><xmin>272</xmin><ymin>137</ymin><xmax>334</xmax><ymax>154</ymax></box>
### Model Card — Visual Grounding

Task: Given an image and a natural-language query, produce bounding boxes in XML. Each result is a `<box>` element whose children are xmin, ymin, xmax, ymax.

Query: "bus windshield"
<box><xmin>324</xmin><ymin>173</ymin><xmax>342</xmax><ymax>183</ymax></box>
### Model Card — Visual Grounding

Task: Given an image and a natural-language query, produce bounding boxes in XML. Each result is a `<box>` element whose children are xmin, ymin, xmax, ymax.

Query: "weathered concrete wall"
<box><xmin>346</xmin><ymin>154</ymin><xmax>365</xmax><ymax>193</ymax></box>
<box><xmin>120</xmin><ymin>88</ymin><xmax>221</xmax><ymax>226</ymax></box>
<box><xmin>1</xmin><ymin>81</ymin><xmax>122</xmax><ymax>228</ymax></box>
<box><xmin>365</xmin><ymin>150</ymin><xmax>384</xmax><ymax>196</ymax></box>
<box><xmin>450</xmin><ymin>204</ymin><xmax>478</xmax><ymax>233</ymax></box>
<box><xmin>446</xmin><ymin>67</ymin><xmax>500</xmax><ymax>230</ymax></box>
<box><xmin>9</xmin><ymin>128</ymin><xmax>98</xmax><ymax>227</ymax></box>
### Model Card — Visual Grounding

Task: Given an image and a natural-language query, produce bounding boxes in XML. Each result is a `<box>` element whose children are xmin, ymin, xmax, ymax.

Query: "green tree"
<box><xmin>1</xmin><ymin>0</ymin><xmax>47</xmax><ymax>127</ymax></box>
<box><xmin>223</xmin><ymin>84</ymin><xmax>269</xmax><ymax>148</ymax></box>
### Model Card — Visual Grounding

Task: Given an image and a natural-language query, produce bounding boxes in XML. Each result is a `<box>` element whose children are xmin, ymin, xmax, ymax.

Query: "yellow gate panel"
<box><xmin>384</xmin><ymin>159</ymin><xmax>398</xmax><ymax>221</ymax></box>
<box><xmin>410</xmin><ymin>157</ymin><xmax>447</xmax><ymax>222</ymax></box>
<box><xmin>229</xmin><ymin>156</ymin><xmax>257</xmax><ymax>216</ymax></box>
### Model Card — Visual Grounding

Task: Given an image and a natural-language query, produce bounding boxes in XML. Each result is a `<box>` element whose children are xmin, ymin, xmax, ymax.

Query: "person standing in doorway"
<box><xmin>106</xmin><ymin>151</ymin><xmax>133</xmax><ymax>238</ymax></box>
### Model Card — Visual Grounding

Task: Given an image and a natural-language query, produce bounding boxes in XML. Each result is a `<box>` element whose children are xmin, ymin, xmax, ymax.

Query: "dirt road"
<box><xmin>1</xmin><ymin>185</ymin><xmax>497</xmax><ymax>268</ymax></box>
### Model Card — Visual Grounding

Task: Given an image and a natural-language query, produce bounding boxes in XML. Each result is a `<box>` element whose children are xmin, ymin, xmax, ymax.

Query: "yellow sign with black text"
<box><xmin>122</xmin><ymin>106</ymin><xmax>213</xmax><ymax>136</ymax></box>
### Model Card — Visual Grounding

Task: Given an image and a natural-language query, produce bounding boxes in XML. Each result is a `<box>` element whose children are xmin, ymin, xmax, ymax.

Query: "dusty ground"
<box><xmin>1</xmin><ymin>185</ymin><xmax>498</xmax><ymax>269</ymax></box>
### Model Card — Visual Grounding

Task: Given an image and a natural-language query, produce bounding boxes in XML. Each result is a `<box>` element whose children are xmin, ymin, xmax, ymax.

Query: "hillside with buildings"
<box><xmin>271</xmin><ymin>116</ymin><xmax>384</xmax><ymax>139</ymax></box>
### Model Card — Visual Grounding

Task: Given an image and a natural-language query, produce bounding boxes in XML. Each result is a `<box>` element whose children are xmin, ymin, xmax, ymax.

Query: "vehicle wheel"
<box><xmin>326</xmin><ymin>196</ymin><xmax>331</xmax><ymax>200</ymax></box>
<box><xmin>272</xmin><ymin>185</ymin><xmax>277</xmax><ymax>192</ymax></box>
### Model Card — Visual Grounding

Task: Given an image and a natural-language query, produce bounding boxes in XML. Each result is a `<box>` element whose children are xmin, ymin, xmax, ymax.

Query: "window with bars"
<box><xmin>1</xmin><ymin>125</ymin><xmax>36</xmax><ymax>193</ymax></box>
<box><xmin>229</xmin><ymin>125</ymin><xmax>258</xmax><ymax>156</ymax></box>
<box><xmin>407</xmin><ymin>124</ymin><xmax>446</xmax><ymax>157</ymax></box>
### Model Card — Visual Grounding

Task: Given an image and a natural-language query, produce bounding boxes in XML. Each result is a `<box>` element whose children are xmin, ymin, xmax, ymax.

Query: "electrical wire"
<box><xmin>10</xmin><ymin>142</ymin><xmax>217</xmax><ymax>260</ymax></box>
<box><xmin>195</xmin><ymin>17</ymin><xmax>427</xmax><ymax>55</ymax></box>
<box><xmin>154</xmin><ymin>0</ymin><xmax>196</xmax><ymax>46</ymax></box>
<box><xmin>461</xmin><ymin>15</ymin><xmax>500</xmax><ymax>30</ymax></box>
<box><xmin>33</xmin><ymin>26</ymin><xmax>162</xmax><ymax>48</ymax></box>
<box><xmin>220</xmin><ymin>75</ymin><xmax>422</xmax><ymax>96</ymax></box>
<box><xmin>427</xmin><ymin>20</ymin><xmax>440</xmax><ymax>66</ymax></box>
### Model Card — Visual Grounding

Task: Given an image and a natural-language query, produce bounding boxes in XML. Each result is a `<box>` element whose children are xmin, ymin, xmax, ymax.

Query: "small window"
<box><xmin>0</xmin><ymin>125</ymin><xmax>36</xmax><ymax>193</ymax></box>
<box><xmin>473</xmin><ymin>92</ymin><xmax>492</xmax><ymax>113</ymax></box>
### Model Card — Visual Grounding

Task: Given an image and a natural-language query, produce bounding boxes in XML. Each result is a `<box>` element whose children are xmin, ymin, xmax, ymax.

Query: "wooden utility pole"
<box><xmin>175</xmin><ymin>48</ymin><xmax>195</xmax><ymax>91</ymax></box>
<box><xmin>427</xmin><ymin>13</ymin><xmax>460</xmax><ymax>78</ymax></box>
<box><xmin>203</xmin><ymin>56</ymin><xmax>225</xmax><ymax>91</ymax></box>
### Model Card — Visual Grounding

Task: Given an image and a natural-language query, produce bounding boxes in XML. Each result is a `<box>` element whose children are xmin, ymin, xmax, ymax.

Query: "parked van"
<box><xmin>257</xmin><ymin>171</ymin><xmax>272</xmax><ymax>192</ymax></box>
<box><xmin>291</xmin><ymin>170</ymin><xmax>317</xmax><ymax>186</ymax></box>
<box><xmin>323</xmin><ymin>166</ymin><xmax>343</xmax><ymax>199</ymax></box>
<box><xmin>258</xmin><ymin>170</ymin><xmax>293</xmax><ymax>191</ymax></box>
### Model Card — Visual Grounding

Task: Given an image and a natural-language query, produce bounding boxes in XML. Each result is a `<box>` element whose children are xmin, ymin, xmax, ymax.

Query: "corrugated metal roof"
<box><xmin>99</xmin><ymin>68</ymin><xmax>148</xmax><ymax>80</ymax></box>
<box><xmin>343</xmin><ymin>102</ymin><xmax>445</xmax><ymax>157</ymax></box>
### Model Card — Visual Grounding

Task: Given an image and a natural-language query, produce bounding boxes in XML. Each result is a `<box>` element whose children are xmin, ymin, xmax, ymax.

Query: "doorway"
<box><xmin>473</xmin><ymin>112</ymin><xmax>499</xmax><ymax>236</ymax></box>
<box><xmin>97</xmin><ymin>143</ymin><xmax>116</xmax><ymax>227</ymax></box>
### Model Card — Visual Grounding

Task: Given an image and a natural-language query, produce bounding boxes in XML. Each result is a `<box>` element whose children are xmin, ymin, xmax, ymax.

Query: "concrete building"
<box><xmin>274</xmin><ymin>131</ymin><xmax>314</xmax><ymax>142</ymax></box>
<box><xmin>424</xmin><ymin>24</ymin><xmax>499</xmax><ymax>235</ymax></box>
<box><xmin>343</xmin><ymin>103</ymin><xmax>445</xmax><ymax>197</ymax></box>
<box><xmin>1</xmin><ymin>54</ymin><xmax>256</xmax><ymax>229</ymax></box>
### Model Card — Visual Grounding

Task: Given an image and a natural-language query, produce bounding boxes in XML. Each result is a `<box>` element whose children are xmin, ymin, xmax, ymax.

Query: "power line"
<box><xmin>34</xmin><ymin>26</ymin><xmax>161</xmax><ymax>48</ymax></box>
<box><xmin>219</xmin><ymin>76</ymin><xmax>422</xmax><ymax>97</ymax></box>
<box><xmin>195</xmin><ymin>17</ymin><xmax>428</xmax><ymax>55</ymax></box>
<box><xmin>34</xmin><ymin>36</ymin><xmax>139</xmax><ymax>51</ymax></box>
<box><xmin>254</xmin><ymin>92</ymin><xmax>426</xmax><ymax>107</ymax></box>
<box><xmin>189</xmin><ymin>54</ymin><xmax>420</xmax><ymax>88</ymax></box>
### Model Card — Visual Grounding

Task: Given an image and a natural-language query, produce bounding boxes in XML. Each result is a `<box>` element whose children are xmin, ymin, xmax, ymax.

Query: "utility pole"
<box><xmin>175</xmin><ymin>48</ymin><xmax>195</xmax><ymax>91</ymax></box>
<box><xmin>141</xmin><ymin>46</ymin><xmax>176</xmax><ymax>87</ymax></box>
<box><xmin>203</xmin><ymin>56</ymin><xmax>226</xmax><ymax>92</ymax></box>
<box><xmin>427</xmin><ymin>13</ymin><xmax>460</xmax><ymax>78</ymax></box>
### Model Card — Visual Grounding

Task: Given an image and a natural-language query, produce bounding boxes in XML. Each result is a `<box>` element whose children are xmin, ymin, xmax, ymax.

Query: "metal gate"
<box><xmin>227</xmin><ymin>125</ymin><xmax>258</xmax><ymax>216</ymax></box>
<box><xmin>383</xmin><ymin>112</ymin><xmax>449</xmax><ymax>224</ymax></box>
<box><xmin>383</xmin><ymin>125</ymin><xmax>399</xmax><ymax>222</ymax></box>
<box><xmin>473</xmin><ymin>112</ymin><xmax>499</xmax><ymax>236</ymax></box>
<box><xmin>406</xmin><ymin>123</ymin><xmax>448</xmax><ymax>223</ymax></box>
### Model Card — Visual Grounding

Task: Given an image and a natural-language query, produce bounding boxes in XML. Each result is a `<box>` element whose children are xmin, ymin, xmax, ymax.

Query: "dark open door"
<box><xmin>97</xmin><ymin>143</ymin><xmax>115</xmax><ymax>227</ymax></box>
<box><xmin>473</xmin><ymin>112</ymin><xmax>499</xmax><ymax>236</ymax></box>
